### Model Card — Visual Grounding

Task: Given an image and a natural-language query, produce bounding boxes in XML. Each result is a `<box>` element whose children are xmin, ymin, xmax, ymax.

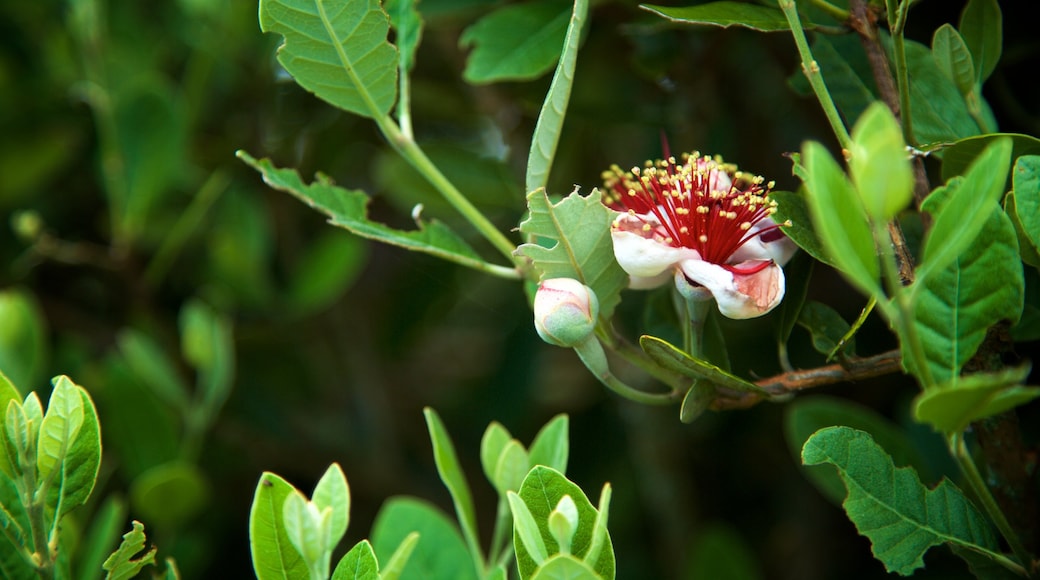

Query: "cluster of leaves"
<box><xmin>249</xmin><ymin>409</ymin><xmax>614</xmax><ymax>580</ymax></box>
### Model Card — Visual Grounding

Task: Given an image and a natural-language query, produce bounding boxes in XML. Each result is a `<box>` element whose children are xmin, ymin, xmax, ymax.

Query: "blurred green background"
<box><xmin>1</xmin><ymin>0</ymin><xmax>1037</xmax><ymax>577</ymax></box>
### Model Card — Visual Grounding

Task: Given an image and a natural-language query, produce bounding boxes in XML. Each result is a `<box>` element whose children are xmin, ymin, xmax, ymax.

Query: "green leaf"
<box><xmin>422</xmin><ymin>408</ymin><xmax>482</xmax><ymax>570</ymax></box>
<box><xmin>848</xmin><ymin>103</ymin><xmax>913</xmax><ymax>221</ymax></box>
<box><xmin>238</xmin><ymin>152</ymin><xmax>493</xmax><ymax>273</ymax></box>
<box><xmin>130</xmin><ymin>461</ymin><xmax>210</xmax><ymax>530</ymax></box>
<box><xmin>285</xmin><ymin>231</ymin><xmax>368</xmax><ymax>316</ymax></box>
<box><xmin>75</xmin><ymin>497</ymin><xmax>127</xmax><ymax>580</ymax></box>
<box><xmin>932</xmin><ymin>24</ymin><xmax>975</xmax><ymax>98</ymax></box>
<box><xmin>784</xmin><ymin>396</ymin><xmax>932</xmax><ymax>504</ymax></box>
<box><xmin>640</xmin><ymin>1</ymin><xmax>807</xmax><ymax>32</ymax></box>
<box><xmin>179</xmin><ymin>299</ymin><xmax>235</xmax><ymax>419</ymax></box>
<box><xmin>509</xmin><ymin>490</ymin><xmax>549</xmax><ymax>566</ymax></box>
<box><xmin>283</xmin><ymin>490</ymin><xmax>329</xmax><ymax>572</ymax></box>
<box><xmin>796</xmin><ymin>301</ymin><xmax>854</xmax><ymax>357</ymax></box>
<box><xmin>103</xmin><ymin>521</ymin><xmax>158</xmax><ymax>580</ymax></box>
<box><xmin>117</xmin><ymin>330</ymin><xmax>191</xmax><ymax>414</ymax></box>
<box><xmin>913</xmin><ymin>365</ymin><xmax>1040</xmax><ymax>434</ymax></box>
<box><xmin>312</xmin><ymin>463</ymin><xmax>351</xmax><ymax>550</ymax></box>
<box><xmin>679</xmin><ymin>382</ymin><xmax>715</xmax><ymax>424</ymax></box>
<box><xmin>800</xmin><ymin>141</ymin><xmax>881</xmax><ymax>297</ymax></box>
<box><xmin>1011</xmin><ymin>155</ymin><xmax>1040</xmax><ymax>259</ymax></box>
<box><xmin>801</xmin><ymin>426</ymin><xmax>1001</xmax><ymax>576</ymax></box>
<box><xmin>527</xmin><ymin>414</ymin><xmax>569</xmax><ymax>474</ymax></box>
<box><xmin>250</xmin><ymin>472</ymin><xmax>308</xmax><ymax>580</ymax></box>
<box><xmin>770</xmin><ymin>190</ymin><xmax>834</xmax><ymax>268</ymax></box>
<box><xmin>773</xmin><ymin>253</ymin><xmax>813</xmax><ymax>350</ymax></box>
<box><xmin>0</xmin><ymin>476</ymin><xmax>33</xmax><ymax>579</ymax></box>
<box><xmin>258</xmin><ymin>0</ymin><xmax>398</xmax><ymax>118</ymax></box>
<box><xmin>916</xmin><ymin>137</ymin><xmax>1012</xmax><ymax>286</ymax></box>
<box><xmin>902</xmin><ymin>39</ymin><xmax>981</xmax><ymax>145</ymax></box>
<box><xmin>517</xmin><ymin>189</ymin><xmax>627</xmax><ymax>319</ymax></box>
<box><xmin>0</xmin><ymin>288</ymin><xmax>47</xmax><ymax>393</ymax></box>
<box><xmin>386</xmin><ymin>0</ymin><xmax>422</xmax><ymax>75</ymax></box>
<box><xmin>378</xmin><ymin>531</ymin><xmax>419</xmax><ymax>580</ymax></box>
<box><xmin>0</xmin><ymin>372</ymin><xmax>20</xmax><ymax>478</ymax></box>
<box><xmin>36</xmin><ymin>376</ymin><xmax>85</xmax><ymax>485</ymax></box>
<box><xmin>530</xmin><ymin>555</ymin><xmax>601</xmax><ymax>580</ymax></box>
<box><xmin>639</xmin><ymin>335</ymin><xmax>769</xmax><ymax>396</ymax></box>
<box><xmin>940</xmin><ymin>133</ymin><xmax>1040</xmax><ymax>182</ymax></box>
<box><xmin>480</xmin><ymin>422</ymin><xmax>513</xmax><ymax>489</ymax></box>
<box><xmin>1006</xmin><ymin>192</ymin><xmax>1040</xmax><ymax>267</ymax></box>
<box><xmin>526</xmin><ymin>0</ymin><xmax>588</xmax><ymax>194</ymax></box>
<box><xmin>958</xmin><ymin>0</ymin><xmax>1002</xmax><ymax>84</ymax></box>
<box><xmin>371</xmin><ymin>497</ymin><xmax>478</xmax><ymax>580</ymax></box>
<box><xmin>332</xmin><ymin>540</ymin><xmax>380</xmax><ymax>580</ymax></box>
<box><xmin>797</xmin><ymin>35</ymin><xmax>875</xmax><ymax>128</ymax></box>
<box><xmin>494</xmin><ymin>440</ymin><xmax>530</xmax><ymax>494</ymax></box>
<box><xmin>459</xmin><ymin>0</ymin><xmax>570</xmax><ymax>84</ymax></box>
<box><xmin>513</xmin><ymin>467</ymin><xmax>614</xmax><ymax>580</ymax></box>
<box><xmin>911</xmin><ymin>173</ymin><xmax>1022</xmax><ymax>387</ymax></box>
<box><xmin>684</xmin><ymin>522</ymin><xmax>762</xmax><ymax>580</ymax></box>
<box><xmin>50</xmin><ymin>386</ymin><xmax>102</xmax><ymax>517</ymax></box>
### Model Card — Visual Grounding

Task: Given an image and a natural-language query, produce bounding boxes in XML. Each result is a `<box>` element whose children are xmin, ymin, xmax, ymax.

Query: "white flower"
<box><xmin>602</xmin><ymin>152</ymin><xmax>797</xmax><ymax>319</ymax></box>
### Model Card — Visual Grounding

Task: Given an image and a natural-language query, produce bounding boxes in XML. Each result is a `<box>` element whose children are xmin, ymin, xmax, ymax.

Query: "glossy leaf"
<box><xmin>371</xmin><ymin>497</ymin><xmax>478</xmax><ymax>580</ymax></box>
<box><xmin>460</xmin><ymin>0</ymin><xmax>569</xmax><ymax>84</ymax></box>
<box><xmin>36</xmin><ymin>376</ymin><xmax>85</xmax><ymax>485</ymax></box>
<box><xmin>784</xmin><ymin>396</ymin><xmax>932</xmax><ymax>504</ymax></box>
<box><xmin>848</xmin><ymin>103</ymin><xmax>913</xmax><ymax>221</ymax></box>
<box><xmin>932</xmin><ymin>24</ymin><xmax>975</xmax><ymax>97</ymax></box>
<box><xmin>332</xmin><ymin>540</ymin><xmax>380</xmax><ymax>580</ymax></box>
<box><xmin>422</xmin><ymin>408</ymin><xmax>482</xmax><ymax>568</ymax></box>
<box><xmin>526</xmin><ymin>0</ymin><xmax>588</xmax><ymax>194</ymax></box>
<box><xmin>801</xmin><ymin>141</ymin><xmax>881</xmax><ymax>297</ymax></box>
<box><xmin>796</xmin><ymin>301</ymin><xmax>854</xmax><ymax>357</ymax></box>
<box><xmin>513</xmin><ymin>467</ymin><xmax>614</xmax><ymax>580</ymax></box>
<box><xmin>640</xmin><ymin>335</ymin><xmax>769</xmax><ymax>396</ymax></box>
<box><xmin>958</xmin><ymin>0</ymin><xmax>1002</xmax><ymax>84</ymax></box>
<box><xmin>238</xmin><ymin>152</ymin><xmax>493</xmax><ymax>273</ymax></box>
<box><xmin>640</xmin><ymin>2</ymin><xmax>805</xmax><ymax>32</ymax></box>
<box><xmin>518</xmin><ymin>189</ymin><xmax>627</xmax><ymax>319</ymax></box>
<box><xmin>1010</xmin><ymin>155</ymin><xmax>1040</xmax><ymax>258</ymax></box>
<box><xmin>802</xmin><ymin>427</ymin><xmax>1002</xmax><ymax>576</ymax></box>
<box><xmin>528</xmin><ymin>414</ymin><xmax>569</xmax><ymax>474</ymax></box>
<box><xmin>916</xmin><ymin>137</ymin><xmax>1012</xmax><ymax>286</ymax></box>
<box><xmin>258</xmin><ymin>0</ymin><xmax>397</xmax><ymax>118</ymax></box>
<box><xmin>102</xmin><ymin>521</ymin><xmax>158</xmax><ymax>580</ymax></box>
<box><xmin>770</xmin><ymin>191</ymin><xmax>833</xmax><ymax>268</ymax></box>
<box><xmin>913</xmin><ymin>365</ymin><xmax>1040</xmax><ymax>434</ymax></box>
<box><xmin>940</xmin><ymin>133</ymin><xmax>1040</xmax><ymax>182</ymax></box>
<box><xmin>250</xmin><ymin>472</ymin><xmax>307</xmax><ymax>580</ymax></box>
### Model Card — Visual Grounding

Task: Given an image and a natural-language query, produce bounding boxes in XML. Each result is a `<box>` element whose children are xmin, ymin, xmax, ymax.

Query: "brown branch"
<box><xmin>711</xmin><ymin>349</ymin><xmax>903</xmax><ymax>410</ymax></box>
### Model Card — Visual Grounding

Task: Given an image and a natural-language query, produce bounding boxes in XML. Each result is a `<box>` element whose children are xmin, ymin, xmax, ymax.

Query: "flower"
<box><xmin>602</xmin><ymin>151</ymin><xmax>796</xmax><ymax>319</ymax></box>
<box><xmin>533</xmin><ymin>278</ymin><xmax>599</xmax><ymax>347</ymax></box>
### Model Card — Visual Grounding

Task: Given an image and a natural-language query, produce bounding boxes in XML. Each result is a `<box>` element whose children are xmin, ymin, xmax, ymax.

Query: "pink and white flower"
<box><xmin>602</xmin><ymin>152</ymin><xmax>796</xmax><ymax>319</ymax></box>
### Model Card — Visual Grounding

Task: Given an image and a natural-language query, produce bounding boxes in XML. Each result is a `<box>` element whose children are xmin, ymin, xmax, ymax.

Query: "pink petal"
<box><xmin>678</xmin><ymin>258</ymin><xmax>786</xmax><ymax>319</ymax></box>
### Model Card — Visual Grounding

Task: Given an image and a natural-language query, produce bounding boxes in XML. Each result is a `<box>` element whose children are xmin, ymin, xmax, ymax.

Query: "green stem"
<box><xmin>886</xmin><ymin>0</ymin><xmax>915</xmax><ymax>144</ymax></box>
<box><xmin>574</xmin><ymin>337</ymin><xmax>679</xmax><ymax>405</ymax></box>
<box><xmin>487</xmin><ymin>498</ymin><xmax>513</xmax><ymax>570</ymax></box>
<box><xmin>144</xmin><ymin>170</ymin><xmax>229</xmax><ymax>286</ymax></box>
<box><xmin>827</xmin><ymin>296</ymin><xmax>876</xmax><ymax>361</ymax></box>
<box><xmin>950</xmin><ymin>433</ymin><xmax>1034</xmax><ymax>576</ymax></box>
<box><xmin>18</xmin><ymin>445</ymin><xmax>54</xmax><ymax>579</ymax></box>
<box><xmin>779</xmin><ymin>0</ymin><xmax>852</xmax><ymax>150</ymax></box>
<box><xmin>807</xmin><ymin>0</ymin><xmax>849</xmax><ymax>21</ymax></box>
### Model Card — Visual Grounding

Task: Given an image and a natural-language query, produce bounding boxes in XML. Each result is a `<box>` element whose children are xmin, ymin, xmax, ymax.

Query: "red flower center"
<box><xmin>603</xmin><ymin>152</ymin><xmax>782</xmax><ymax>267</ymax></box>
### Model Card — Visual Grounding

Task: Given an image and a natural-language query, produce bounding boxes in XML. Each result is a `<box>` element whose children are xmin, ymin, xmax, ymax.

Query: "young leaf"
<box><xmin>48</xmin><ymin>386</ymin><xmax>102</xmax><ymax>518</ymax></box>
<box><xmin>911</xmin><ymin>182</ymin><xmax>1023</xmax><ymax>384</ymax></box>
<box><xmin>371</xmin><ymin>497</ymin><xmax>478</xmax><ymax>580</ymax></box>
<box><xmin>526</xmin><ymin>0</ymin><xmax>588</xmax><ymax>194</ymax></box>
<box><xmin>640</xmin><ymin>335</ymin><xmax>770</xmax><ymax>396</ymax></box>
<box><xmin>517</xmin><ymin>189</ymin><xmax>627</xmax><ymax>319</ymax></box>
<box><xmin>958</xmin><ymin>0</ymin><xmax>1002</xmax><ymax>84</ymax></box>
<box><xmin>0</xmin><ymin>475</ymin><xmax>32</xmax><ymax>580</ymax></box>
<box><xmin>800</xmin><ymin>141</ymin><xmax>881</xmax><ymax>297</ymax></box>
<box><xmin>459</xmin><ymin>0</ymin><xmax>570</xmax><ymax>84</ymax></box>
<box><xmin>250</xmin><ymin>472</ymin><xmax>308</xmax><ymax>580</ymax></box>
<box><xmin>331</xmin><ymin>540</ymin><xmax>380</xmax><ymax>580</ymax></box>
<box><xmin>282</xmin><ymin>491</ymin><xmax>330</xmax><ymax>573</ymax></box>
<box><xmin>494</xmin><ymin>440</ymin><xmax>530</xmax><ymax>494</ymax></box>
<box><xmin>311</xmin><ymin>463</ymin><xmax>351</xmax><ymax>551</ymax></box>
<box><xmin>102</xmin><ymin>521</ymin><xmax>158</xmax><ymax>580</ymax></box>
<box><xmin>802</xmin><ymin>427</ymin><xmax>1003</xmax><ymax>576</ymax></box>
<box><xmin>641</xmin><ymin>1</ymin><xmax>804</xmax><ymax>32</ymax></box>
<box><xmin>913</xmin><ymin>365</ymin><xmax>1040</xmax><ymax>434</ymax></box>
<box><xmin>36</xmin><ymin>376</ymin><xmax>85</xmax><ymax>486</ymax></box>
<box><xmin>527</xmin><ymin>414</ymin><xmax>569</xmax><ymax>474</ymax></box>
<box><xmin>509</xmin><ymin>491</ymin><xmax>549</xmax><ymax>566</ymax></box>
<box><xmin>1011</xmin><ymin>155</ymin><xmax>1040</xmax><ymax>257</ymax></box>
<box><xmin>378</xmin><ymin>532</ymin><xmax>419</xmax><ymax>580</ymax></box>
<box><xmin>796</xmin><ymin>301</ymin><xmax>855</xmax><ymax>357</ymax></box>
<box><xmin>530</xmin><ymin>555</ymin><xmax>601</xmax><ymax>579</ymax></box>
<box><xmin>480</xmin><ymin>422</ymin><xmax>513</xmax><ymax>489</ymax></box>
<box><xmin>0</xmin><ymin>372</ymin><xmax>20</xmax><ymax>479</ymax></box>
<box><xmin>179</xmin><ymin>299</ymin><xmax>235</xmax><ymax>420</ymax></box>
<box><xmin>258</xmin><ymin>0</ymin><xmax>398</xmax><ymax>118</ymax></box>
<box><xmin>932</xmin><ymin>24</ymin><xmax>976</xmax><ymax>98</ymax></box>
<box><xmin>847</xmin><ymin>103</ymin><xmax>913</xmax><ymax>221</ymax></box>
<box><xmin>916</xmin><ymin>137</ymin><xmax>1012</xmax><ymax>285</ymax></box>
<box><xmin>238</xmin><ymin>152</ymin><xmax>495</xmax><ymax>274</ymax></box>
<box><xmin>422</xmin><ymin>408</ymin><xmax>483</xmax><ymax>571</ymax></box>
<box><xmin>513</xmin><ymin>467</ymin><xmax>614</xmax><ymax>580</ymax></box>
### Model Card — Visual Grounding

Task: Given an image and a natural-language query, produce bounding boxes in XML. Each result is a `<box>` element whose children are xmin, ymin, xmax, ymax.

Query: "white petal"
<box><xmin>729</xmin><ymin>218</ymin><xmax>799</xmax><ymax>266</ymax></box>
<box><xmin>679</xmin><ymin>259</ymin><xmax>785</xmax><ymax>319</ymax></box>
<box><xmin>611</xmin><ymin>230</ymin><xmax>700</xmax><ymax>280</ymax></box>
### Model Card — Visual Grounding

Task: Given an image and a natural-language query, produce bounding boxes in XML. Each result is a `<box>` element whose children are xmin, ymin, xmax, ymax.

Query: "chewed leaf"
<box><xmin>802</xmin><ymin>427</ymin><xmax>1004</xmax><ymax>576</ymax></box>
<box><xmin>518</xmin><ymin>189</ymin><xmax>626</xmax><ymax>319</ymax></box>
<box><xmin>258</xmin><ymin>0</ymin><xmax>397</xmax><ymax>118</ymax></box>
<box><xmin>238</xmin><ymin>152</ymin><xmax>494</xmax><ymax>272</ymax></box>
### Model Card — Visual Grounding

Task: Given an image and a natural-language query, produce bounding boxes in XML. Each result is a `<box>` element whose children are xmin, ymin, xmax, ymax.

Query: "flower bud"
<box><xmin>533</xmin><ymin>278</ymin><xmax>599</xmax><ymax>347</ymax></box>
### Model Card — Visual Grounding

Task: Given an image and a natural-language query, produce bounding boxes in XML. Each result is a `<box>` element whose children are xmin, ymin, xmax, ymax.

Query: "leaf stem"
<box><xmin>827</xmin><ymin>296</ymin><xmax>875</xmax><ymax>361</ymax></box>
<box><xmin>778</xmin><ymin>0</ymin><xmax>852</xmax><ymax>150</ymax></box>
<box><xmin>885</xmin><ymin>0</ymin><xmax>915</xmax><ymax>144</ymax></box>
<box><xmin>807</xmin><ymin>0</ymin><xmax>849</xmax><ymax>21</ymax></box>
<box><xmin>144</xmin><ymin>170</ymin><xmax>229</xmax><ymax>287</ymax></box>
<box><xmin>574</xmin><ymin>337</ymin><xmax>680</xmax><ymax>406</ymax></box>
<box><xmin>949</xmin><ymin>432</ymin><xmax>1034</xmax><ymax>576</ymax></box>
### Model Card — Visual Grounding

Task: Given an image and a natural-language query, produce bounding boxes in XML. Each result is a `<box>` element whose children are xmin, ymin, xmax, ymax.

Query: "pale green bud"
<box><xmin>533</xmin><ymin>278</ymin><xmax>599</xmax><ymax>347</ymax></box>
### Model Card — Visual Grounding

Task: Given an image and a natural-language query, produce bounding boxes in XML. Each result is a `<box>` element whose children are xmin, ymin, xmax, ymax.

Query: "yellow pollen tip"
<box><xmin>740</xmin><ymin>222</ymin><xmax>752</xmax><ymax>230</ymax></box>
<box><xmin>699</xmin><ymin>234</ymin><xmax>708</xmax><ymax>243</ymax></box>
